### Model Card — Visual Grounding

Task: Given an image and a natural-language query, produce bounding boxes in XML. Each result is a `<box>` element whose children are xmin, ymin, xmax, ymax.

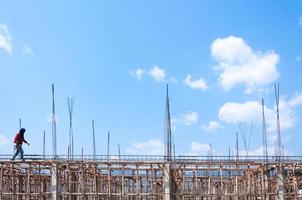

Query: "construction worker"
<box><xmin>11</xmin><ymin>128</ymin><xmax>30</xmax><ymax>161</ymax></box>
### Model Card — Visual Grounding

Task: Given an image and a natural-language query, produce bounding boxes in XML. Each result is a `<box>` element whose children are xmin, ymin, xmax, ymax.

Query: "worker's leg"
<box><xmin>20</xmin><ymin>146</ymin><xmax>24</xmax><ymax>160</ymax></box>
<box><xmin>11</xmin><ymin>145</ymin><xmax>20</xmax><ymax>160</ymax></box>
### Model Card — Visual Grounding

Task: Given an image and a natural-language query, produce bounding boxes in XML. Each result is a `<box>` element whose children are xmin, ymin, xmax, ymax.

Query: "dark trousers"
<box><xmin>11</xmin><ymin>144</ymin><xmax>24</xmax><ymax>160</ymax></box>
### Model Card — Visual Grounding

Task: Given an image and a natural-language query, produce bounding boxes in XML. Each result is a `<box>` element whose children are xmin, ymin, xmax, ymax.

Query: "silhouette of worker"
<box><xmin>11</xmin><ymin>128</ymin><xmax>30</xmax><ymax>161</ymax></box>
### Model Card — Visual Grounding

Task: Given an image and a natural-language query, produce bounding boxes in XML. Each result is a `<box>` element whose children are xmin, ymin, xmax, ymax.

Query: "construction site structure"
<box><xmin>0</xmin><ymin>156</ymin><xmax>302</xmax><ymax>199</ymax></box>
<box><xmin>1</xmin><ymin>84</ymin><xmax>299</xmax><ymax>199</ymax></box>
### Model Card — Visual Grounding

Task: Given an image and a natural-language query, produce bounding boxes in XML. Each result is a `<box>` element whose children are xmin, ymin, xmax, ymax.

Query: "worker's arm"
<box><xmin>23</xmin><ymin>138</ymin><xmax>30</xmax><ymax>145</ymax></box>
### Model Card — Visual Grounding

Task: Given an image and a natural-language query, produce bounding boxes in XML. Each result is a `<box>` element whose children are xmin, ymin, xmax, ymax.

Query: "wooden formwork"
<box><xmin>0</xmin><ymin>160</ymin><xmax>302</xmax><ymax>200</ymax></box>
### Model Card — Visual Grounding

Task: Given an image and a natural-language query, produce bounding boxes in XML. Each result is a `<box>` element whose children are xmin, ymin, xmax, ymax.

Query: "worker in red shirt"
<box><xmin>11</xmin><ymin>128</ymin><xmax>30</xmax><ymax>161</ymax></box>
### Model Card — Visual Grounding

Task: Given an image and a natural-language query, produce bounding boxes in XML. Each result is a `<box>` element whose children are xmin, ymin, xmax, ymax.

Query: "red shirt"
<box><xmin>14</xmin><ymin>133</ymin><xmax>27</xmax><ymax>145</ymax></box>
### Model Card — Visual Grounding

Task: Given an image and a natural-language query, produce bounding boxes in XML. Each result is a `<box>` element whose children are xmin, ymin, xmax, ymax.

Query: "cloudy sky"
<box><xmin>0</xmin><ymin>1</ymin><xmax>302</xmax><ymax>156</ymax></box>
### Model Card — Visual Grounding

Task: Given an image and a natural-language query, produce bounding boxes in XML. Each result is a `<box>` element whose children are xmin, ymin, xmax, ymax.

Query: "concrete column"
<box><xmin>163</xmin><ymin>163</ymin><xmax>171</xmax><ymax>200</ymax></box>
<box><xmin>264</xmin><ymin>171</ymin><xmax>269</xmax><ymax>200</ymax></box>
<box><xmin>51</xmin><ymin>163</ymin><xmax>58</xmax><ymax>200</ymax></box>
<box><xmin>208</xmin><ymin>176</ymin><xmax>211</xmax><ymax>199</ymax></box>
<box><xmin>277</xmin><ymin>167</ymin><xmax>284</xmax><ymax>200</ymax></box>
<box><xmin>235</xmin><ymin>176</ymin><xmax>238</xmax><ymax>200</ymax></box>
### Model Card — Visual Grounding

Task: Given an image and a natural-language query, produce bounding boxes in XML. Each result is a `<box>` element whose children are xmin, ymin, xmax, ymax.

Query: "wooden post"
<box><xmin>94</xmin><ymin>164</ymin><xmax>98</xmax><ymax>200</ymax></box>
<box><xmin>261</xmin><ymin>166</ymin><xmax>265</xmax><ymax>200</ymax></box>
<box><xmin>81</xmin><ymin>161</ymin><xmax>85</xmax><ymax>199</ymax></box>
<box><xmin>12</xmin><ymin>163</ymin><xmax>16</xmax><ymax>200</ymax></box>
<box><xmin>293</xmin><ymin>165</ymin><xmax>298</xmax><ymax>200</ymax></box>
<box><xmin>26</xmin><ymin>164</ymin><xmax>31</xmax><ymax>200</ymax></box>
<box><xmin>108</xmin><ymin>165</ymin><xmax>111</xmax><ymax>198</ymax></box>
<box><xmin>195</xmin><ymin>164</ymin><xmax>199</xmax><ymax>194</ymax></box>
<box><xmin>38</xmin><ymin>164</ymin><xmax>43</xmax><ymax>200</ymax></box>
<box><xmin>235</xmin><ymin>176</ymin><xmax>238</xmax><ymax>200</ymax></box>
<box><xmin>136</xmin><ymin>164</ymin><xmax>139</xmax><ymax>196</ymax></box>
<box><xmin>122</xmin><ymin>164</ymin><xmax>125</xmax><ymax>197</ymax></box>
<box><xmin>68</xmin><ymin>163</ymin><xmax>71</xmax><ymax>200</ymax></box>
<box><xmin>220</xmin><ymin>164</ymin><xmax>223</xmax><ymax>198</ymax></box>
<box><xmin>150</xmin><ymin>164</ymin><xmax>154</xmax><ymax>198</ymax></box>
<box><xmin>247</xmin><ymin>165</ymin><xmax>251</xmax><ymax>196</ymax></box>
<box><xmin>0</xmin><ymin>163</ymin><xmax>3</xmax><ymax>200</ymax></box>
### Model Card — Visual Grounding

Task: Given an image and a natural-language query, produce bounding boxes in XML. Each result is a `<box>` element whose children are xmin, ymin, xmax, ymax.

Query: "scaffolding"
<box><xmin>1</xmin><ymin>84</ymin><xmax>299</xmax><ymax>199</ymax></box>
<box><xmin>1</xmin><ymin>156</ymin><xmax>302</xmax><ymax>200</ymax></box>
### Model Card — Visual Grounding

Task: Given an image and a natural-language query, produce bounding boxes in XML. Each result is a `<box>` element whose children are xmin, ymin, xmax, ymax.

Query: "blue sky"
<box><xmin>0</xmin><ymin>1</ymin><xmax>302</xmax><ymax>156</ymax></box>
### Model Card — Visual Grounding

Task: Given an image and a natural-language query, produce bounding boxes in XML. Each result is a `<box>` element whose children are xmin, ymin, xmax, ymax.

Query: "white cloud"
<box><xmin>289</xmin><ymin>94</ymin><xmax>302</xmax><ymax>107</ymax></box>
<box><xmin>218</xmin><ymin>95</ymin><xmax>302</xmax><ymax>132</ymax></box>
<box><xmin>0</xmin><ymin>24</ymin><xmax>12</xmax><ymax>54</ymax></box>
<box><xmin>131</xmin><ymin>65</ymin><xmax>167</xmax><ymax>82</ymax></box>
<box><xmin>296</xmin><ymin>56</ymin><xmax>301</xmax><ymax>62</ymax></box>
<box><xmin>211</xmin><ymin>36</ymin><xmax>279</xmax><ymax>92</ymax></box>
<box><xmin>183</xmin><ymin>75</ymin><xmax>209</xmax><ymax>91</ymax></box>
<box><xmin>22</xmin><ymin>44</ymin><xmax>34</xmax><ymax>56</ymax></box>
<box><xmin>131</xmin><ymin>68</ymin><xmax>145</xmax><ymax>80</ymax></box>
<box><xmin>189</xmin><ymin>142</ymin><xmax>212</xmax><ymax>156</ymax></box>
<box><xmin>172</xmin><ymin>111</ymin><xmax>198</xmax><ymax>126</ymax></box>
<box><xmin>125</xmin><ymin>139</ymin><xmax>164</xmax><ymax>155</ymax></box>
<box><xmin>202</xmin><ymin>121</ymin><xmax>223</xmax><ymax>132</ymax></box>
<box><xmin>219</xmin><ymin>101</ymin><xmax>263</xmax><ymax>124</ymax></box>
<box><xmin>149</xmin><ymin>65</ymin><xmax>166</xmax><ymax>82</ymax></box>
<box><xmin>0</xmin><ymin>135</ymin><xmax>9</xmax><ymax>146</ymax></box>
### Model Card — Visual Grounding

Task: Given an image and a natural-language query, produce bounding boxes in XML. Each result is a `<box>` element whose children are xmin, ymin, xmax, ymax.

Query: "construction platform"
<box><xmin>0</xmin><ymin>155</ymin><xmax>302</xmax><ymax>199</ymax></box>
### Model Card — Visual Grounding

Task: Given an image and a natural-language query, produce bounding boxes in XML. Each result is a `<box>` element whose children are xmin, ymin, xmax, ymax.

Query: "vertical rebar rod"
<box><xmin>238</xmin><ymin>121</ymin><xmax>253</xmax><ymax>158</ymax></box>
<box><xmin>164</xmin><ymin>84</ymin><xmax>172</xmax><ymax>161</ymax></box>
<box><xmin>118</xmin><ymin>144</ymin><xmax>121</xmax><ymax>161</ymax></box>
<box><xmin>236</xmin><ymin>131</ymin><xmax>239</xmax><ymax>161</ymax></box>
<box><xmin>43</xmin><ymin>131</ymin><xmax>46</xmax><ymax>159</ymax></box>
<box><xmin>107</xmin><ymin>131</ymin><xmax>110</xmax><ymax>160</ymax></box>
<box><xmin>274</xmin><ymin>140</ymin><xmax>277</xmax><ymax>158</ymax></box>
<box><xmin>92</xmin><ymin>120</ymin><xmax>96</xmax><ymax>160</ymax></box>
<box><xmin>67</xmin><ymin>97</ymin><xmax>74</xmax><ymax>159</ymax></box>
<box><xmin>210</xmin><ymin>143</ymin><xmax>213</xmax><ymax>161</ymax></box>
<box><xmin>173</xmin><ymin>143</ymin><xmax>176</xmax><ymax>159</ymax></box>
<box><xmin>262</xmin><ymin>98</ymin><xmax>268</xmax><ymax>161</ymax></box>
<box><xmin>51</xmin><ymin>84</ymin><xmax>57</xmax><ymax>158</ymax></box>
<box><xmin>67</xmin><ymin>146</ymin><xmax>70</xmax><ymax>159</ymax></box>
<box><xmin>172</xmin><ymin>131</ymin><xmax>176</xmax><ymax>159</ymax></box>
<box><xmin>275</xmin><ymin>83</ymin><xmax>282</xmax><ymax>158</ymax></box>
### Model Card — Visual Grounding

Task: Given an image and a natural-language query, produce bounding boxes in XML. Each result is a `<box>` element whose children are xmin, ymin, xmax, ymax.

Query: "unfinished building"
<box><xmin>1</xmin><ymin>84</ymin><xmax>301</xmax><ymax>199</ymax></box>
<box><xmin>0</xmin><ymin>157</ymin><xmax>302</xmax><ymax>199</ymax></box>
